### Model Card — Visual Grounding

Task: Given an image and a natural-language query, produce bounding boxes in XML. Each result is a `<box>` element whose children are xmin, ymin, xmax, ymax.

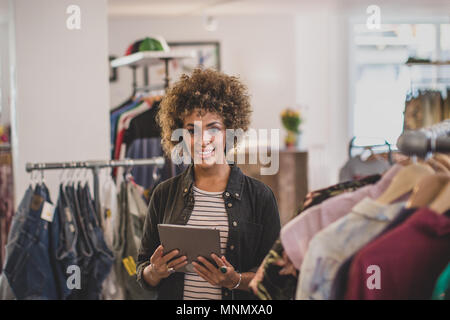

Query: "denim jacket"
<box><xmin>136</xmin><ymin>164</ymin><xmax>281</xmax><ymax>300</ymax></box>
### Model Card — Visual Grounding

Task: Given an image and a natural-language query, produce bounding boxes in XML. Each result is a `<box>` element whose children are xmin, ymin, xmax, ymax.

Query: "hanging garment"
<box><xmin>110</xmin><ymin>99</ymin><xmax>143</xmax><ymax>158</ymax></box>
<box><xmin>50</xmin><ymin>184</ymin><xmax>78</xmax><ymax>300</ymax></box>
<box><xmin>113</xmin><ymin>181</ymin><xmax>157</xmax><ymax>300</ymax></box>
<box><xmin>280</xmin><ymin>164</ymin><xmax>403</xmax><ymax>271</ymax></box>
<box><xmin>404</xmin><ymin>90</ymin><xmax>445</xmax><ymax>130</ymax></box>
<box><xmin>124</xmin><ymin>138</ymin><xmax>170</xmax><ymax>191</ymax></box>
<box><xmin>253</xmin><ymin>174</ymin><xmax>382</xmax><ymax>300</ymax></box>
<box><xmin>330</xmin><ymin>206</ymin><xmax>418</xmax><ymax>300</ymax></box>
<box><xmin>100</xmin><ymin>175</ymin><xmax>124</xmax><ymax>300</ymax></box>
<box><xmin>300</xmin><ymin>174</ymin><xmax>381</xmax><ymax>215</ymax></box>
<box><xmin>339</xmin><ymin>156</ymin><xmax>390</xmax><ymax>183</ymax></box>
<box><xmin>432</xmin><ymin>263</ymin><xmax>450</xmax><ymax>300</ymax></box>
<box><xmin>344</xmin><ymin>208</ymin><xmax>450</xmax><ymax>300</ymax></box>
<box><xmin>296</xmin><ymin>198</ymin><xmax>406</xmax><ymax>300</ymax></box>
<box><xmin>443</xmin><ymin>89</ymin><xmax>450</xmax><ymax>120</ymax></box>
<box><xmin>123</xmin><ymin>101</ymin><xmax>162</xmax><ymax>150</ymax></box>
<box><xmin>65</xmin><ymin>184</ymin><xmax>94</xmax><ymax>299</ymax></box>
<box><xmin>113</xmin><ymin>100</ymin><xmax>151</xmax><ymax>161</ymax></box>
<box><xmin>78</xmin><ymin>184</ymin><xmax>114</xmax><ymax>299</ymax></box>
<box><xmin>0</xmin><ymin>185</ymin><xmax>34</xmax><ymax>299</ymax></box>
<box><xmin>3</xmin><ymin>184</ymin><xmax>59</xmax><ymax>299</ymax></box>
<box><xmin>0</xmin><ymin>154</ymin><xmax>14</xmax><ymax>272</ymax></box>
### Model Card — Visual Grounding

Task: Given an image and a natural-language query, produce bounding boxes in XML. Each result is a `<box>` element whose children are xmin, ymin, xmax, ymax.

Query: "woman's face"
<box><xmin>183</xmin><ymin>109</ymin><xmax>227</xmax><ymax>168</ymax></box>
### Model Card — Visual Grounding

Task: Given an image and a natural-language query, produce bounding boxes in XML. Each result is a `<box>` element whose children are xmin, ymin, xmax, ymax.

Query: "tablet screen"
<box><xmin>157</xmin><ymin>224</ymin><xmax>222</xmax><ymax>273</ymax></box>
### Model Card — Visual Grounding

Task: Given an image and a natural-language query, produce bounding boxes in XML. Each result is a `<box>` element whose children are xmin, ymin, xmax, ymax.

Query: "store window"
<box><xmin>351</xmin><ymin>23</ymin><xmax>450</xmax><ymax>146</ymax></box>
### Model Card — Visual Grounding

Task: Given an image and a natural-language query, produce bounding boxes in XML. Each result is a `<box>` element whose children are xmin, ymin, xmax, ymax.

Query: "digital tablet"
<box><xmin>157</xmin><ymin>224</ymin><xmax>222</xmax><ymax>273</ymax></box>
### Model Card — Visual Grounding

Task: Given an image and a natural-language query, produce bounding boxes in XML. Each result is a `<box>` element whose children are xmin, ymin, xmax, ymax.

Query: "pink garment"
<box><xmin>280</xmin><ymin>164</ymin><xmax>403</xmax><ymax>270</ymax></box>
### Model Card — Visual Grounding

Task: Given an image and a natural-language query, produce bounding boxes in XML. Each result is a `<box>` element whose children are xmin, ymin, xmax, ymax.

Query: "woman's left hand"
<box><xmin>193</xmin><ymin>254</ymin><xmax>240</xmax><ymax>290</ymax></box>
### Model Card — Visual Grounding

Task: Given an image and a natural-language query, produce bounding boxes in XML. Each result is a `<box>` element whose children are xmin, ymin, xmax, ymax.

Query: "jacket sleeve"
<box><xmin>136</xmin><ymin>184</ymin><xmax>163</xmax><ymax>290</ymax></box>
<box><xmin>250</xmin><ymin>186</ymin><xmax>281</xmax><ymax>273</ymax></box>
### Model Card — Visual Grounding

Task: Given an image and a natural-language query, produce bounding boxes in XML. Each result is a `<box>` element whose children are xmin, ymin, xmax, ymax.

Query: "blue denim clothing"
<box><xmin>80</xmin><ymin>184</ymin><xmax>114</xmax><ymax>299</ymax></box>
<box><xmin>3</xmin><ymin>183</ymin><xmax>114</xmax><ymax>300</ymax></box>
<box><xmin>0</xmin><ymin>186</ymin><xmax>34</xmax><ymax>300</ymax></box>
<box><xmin>6</xmin><ymin>186</ymin><xmax>34</xmax><ymax>246</ymax></box>
<box><xmin>126</xmin><ymin>138</ymin><xmax>186</xmax><ymax>192</ymax></box>
<box><xmin>66</xmin><ymin>184</ymin><xmax>94</xmax><ymax>300</ymax></box>
<box><xmin>3</xmin><ymin>184</ymin><xmax>59</xmax><ymax>299</ymax></box>
<box><xmin>51</xmin><ymin>184</ymin><xmax>79</xmax><ymax>300</ymax></box>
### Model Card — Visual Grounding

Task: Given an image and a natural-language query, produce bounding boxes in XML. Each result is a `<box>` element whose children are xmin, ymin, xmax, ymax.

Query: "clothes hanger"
<box><xmin>426</xmin><ymin>158</ymin><xmax>449</xmax><ymax>173</ymax></box>
<box><xmin>406</xmin><ymin>174</ymin><xmax>449</xmax><ymax>209</ymax></box>
<box><xmin>429</xmin><ymin>179</ymin><xmax>450</xmax><ymax>215</ymax></box>
<box><xmin>433</xmin><ymin>153</ymin><xmax>450</xmax><ymax>171</ymax></box>
<box><xmin>376</xmin><ymin>162</ymin><xmax>435</xmax><ymax>205</ymax></box>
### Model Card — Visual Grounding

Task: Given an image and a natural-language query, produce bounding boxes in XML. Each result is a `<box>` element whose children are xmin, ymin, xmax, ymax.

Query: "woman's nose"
<box><xmin>201</xmin><ymin>130</ymin><xmax>214</xmax><ymax>146</ymax></box>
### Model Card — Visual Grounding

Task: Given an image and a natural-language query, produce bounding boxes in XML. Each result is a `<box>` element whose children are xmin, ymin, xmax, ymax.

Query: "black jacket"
<box><xmin>136</xmin><ymin>164</ymin><xmax>281</xmax><ymax>300</ymax></box>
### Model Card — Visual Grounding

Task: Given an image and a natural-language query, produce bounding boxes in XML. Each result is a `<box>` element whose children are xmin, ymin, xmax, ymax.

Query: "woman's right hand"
<box><xmin>145</xmin><ymin>245</ymin><xmax>188</xmax><ymax>283</ymax></box>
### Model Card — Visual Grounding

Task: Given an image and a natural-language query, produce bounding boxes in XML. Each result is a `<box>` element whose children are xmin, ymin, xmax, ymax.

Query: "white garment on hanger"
<box><xmin>100</xmin><ymin>174</ymin><xmax>124</xmax><ymax>300</ymax></box>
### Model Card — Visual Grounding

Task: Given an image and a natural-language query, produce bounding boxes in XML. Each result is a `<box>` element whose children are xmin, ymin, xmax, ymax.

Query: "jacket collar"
<box><xmin>182</xmin><ymin>163</ymin><xmax>244</xmax><ymax>200</ymax></box>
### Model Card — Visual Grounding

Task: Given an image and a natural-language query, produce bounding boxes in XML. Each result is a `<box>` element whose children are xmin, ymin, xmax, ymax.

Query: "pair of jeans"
<box><xmin>0</xmin><ymin>185</ymin><xmax>34</xmax><ymax>300</ymax></box>
<box><xmin>78</xmin><ymin>184</ymin><xmax>114</xmax><ymax>299</ymax></box>
<box><xmin>3</xmin><ymin>184</ymin><xmax>59</xmax><ymax>299</ymax></box>
<box><xmin>66</xmin><ymin>184</ymin><xmax>94</xmax><ymax>300</ymax></box>
<box><xmin>51</xmin><ymin>184</ymin><xmax>79</xmax><ymax>300</ymax></box>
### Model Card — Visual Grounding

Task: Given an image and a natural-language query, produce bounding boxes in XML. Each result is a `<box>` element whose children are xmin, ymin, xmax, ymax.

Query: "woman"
<box><xmin>136</xmin><ymin>68</ymin><xmax>281</xmax><ymax>300</ymax></box>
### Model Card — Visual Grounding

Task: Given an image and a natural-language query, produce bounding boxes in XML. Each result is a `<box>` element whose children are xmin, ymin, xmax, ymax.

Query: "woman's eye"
<box><xmin>208</xmin><ymin>128</ymin><xmax>220</xmax><ymax>135</ymax></box>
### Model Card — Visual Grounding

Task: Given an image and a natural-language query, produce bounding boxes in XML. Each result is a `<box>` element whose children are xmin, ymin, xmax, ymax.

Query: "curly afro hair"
<box><xmin>157</xmin><ymin>68</ymin><xmax>252</xmax><ymax>157</ymax></box>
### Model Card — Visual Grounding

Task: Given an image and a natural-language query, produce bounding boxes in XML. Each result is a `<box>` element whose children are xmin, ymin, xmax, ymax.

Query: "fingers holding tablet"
<box><xmin>167</xmin><ymin>255</ymin><xmax>188</xmax><ymax>271</ymax></box>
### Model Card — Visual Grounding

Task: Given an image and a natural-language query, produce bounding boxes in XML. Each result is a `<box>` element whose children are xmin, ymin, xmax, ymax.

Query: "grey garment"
<box><xmin>113</xmin><ymin>182</ymin><xmax>157</xmax><ymax>300</ymax></box>
<box><xmin>339</xmin><ymin>156</ymin><xmax>391</xmax><ymax>183</ymax></box>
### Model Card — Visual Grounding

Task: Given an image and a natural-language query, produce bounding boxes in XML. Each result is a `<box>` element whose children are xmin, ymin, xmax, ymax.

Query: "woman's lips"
<box><xmin>196</xmin><ymin>146</ymin><xmax>215</xmax><ymax>159</ymax></box>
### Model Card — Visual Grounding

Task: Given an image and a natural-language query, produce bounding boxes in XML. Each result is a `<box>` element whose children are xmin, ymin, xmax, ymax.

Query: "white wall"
<box><xmin>11</xmin><ymin>0</ymin><xmax>110</xmax><ymax>206</ymax></box>
<box><xmin>108</xmin><ymin>15</ymin><xmax>297</xmax><ymax>137</ymax></box>
<box><xmin>294</xmin><ymin>8</ymin><xmax>351</xmax><ymax>189</ymax></box>
<box><xmin>0</xmin><ymin>0</ymin><xmax>10</xmax><ymax>126</ymax></box>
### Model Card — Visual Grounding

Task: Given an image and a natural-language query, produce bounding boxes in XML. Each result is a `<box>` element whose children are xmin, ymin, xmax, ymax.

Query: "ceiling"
<box><xmin>107</xmin><ymin>0</ymin><xmax>450</xmax><ymax>17</ymax></box>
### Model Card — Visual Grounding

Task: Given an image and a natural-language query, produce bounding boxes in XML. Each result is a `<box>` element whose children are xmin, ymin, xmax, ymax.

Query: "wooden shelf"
<box><xmin>110</xmin><ymin>51</ymin><xmax>196</xmax><ymax>68</ymax></box>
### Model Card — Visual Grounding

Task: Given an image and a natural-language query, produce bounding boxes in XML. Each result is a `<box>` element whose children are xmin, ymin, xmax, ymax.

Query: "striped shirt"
<box><xmin>183</xmin><ymin>186</ymin><xmax>229</xmax><ymax>300</ymax></box>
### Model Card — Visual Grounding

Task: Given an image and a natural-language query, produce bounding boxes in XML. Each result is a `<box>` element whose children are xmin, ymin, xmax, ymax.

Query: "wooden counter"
<box><xmin>237</xmin><ymin>149</ymin><xmax>308</xmax><ymax>226</ymax></box>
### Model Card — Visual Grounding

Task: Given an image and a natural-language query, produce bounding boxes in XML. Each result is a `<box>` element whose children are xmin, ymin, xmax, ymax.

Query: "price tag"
<box><xmin>122</xmin><ymin>256</ymin><xmax>137</xmax><ymax>276</ymax></box>
<box><xmin>41</xmin><ymin>201</ymin><xmax>55</xmax><ymax>222</ymax></box>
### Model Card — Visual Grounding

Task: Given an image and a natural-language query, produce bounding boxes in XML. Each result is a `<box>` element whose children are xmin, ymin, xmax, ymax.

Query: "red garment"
<box><xmin>345</xmin><ymin>207</ymin><xmax>450</xmax><ymax>300</ymax></box>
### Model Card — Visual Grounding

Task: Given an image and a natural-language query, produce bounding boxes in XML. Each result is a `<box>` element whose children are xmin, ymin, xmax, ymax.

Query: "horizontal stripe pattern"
<box><xmin>183</xmin><ymin>186</ymin><xmax>229</xmax><ymax>301</ymax></box>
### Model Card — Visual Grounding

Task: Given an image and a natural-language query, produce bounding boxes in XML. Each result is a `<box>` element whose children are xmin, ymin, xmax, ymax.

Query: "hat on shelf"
<box><xmin>125</xmin><ymin>36</ymin><xmax>170</xmax><ymax>55</ymax></box>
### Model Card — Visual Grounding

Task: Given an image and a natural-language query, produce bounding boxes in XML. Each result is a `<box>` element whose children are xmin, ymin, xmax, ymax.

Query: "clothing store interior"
<box><xmin>0</xmin><ymin>0</ymin><xmax>449</xmax><ymax>301</ymax></box>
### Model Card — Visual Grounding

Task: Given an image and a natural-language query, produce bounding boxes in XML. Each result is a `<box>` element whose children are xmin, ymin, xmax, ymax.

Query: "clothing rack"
<box><xmin>25</xmin><ymin>157</ymin><xmax>165</xmax><ymax>217</ymax></box>
<box><xmin>397</xmin><ymin>119</ymin><xmax>450</xmax><ymax>157</ymax></box>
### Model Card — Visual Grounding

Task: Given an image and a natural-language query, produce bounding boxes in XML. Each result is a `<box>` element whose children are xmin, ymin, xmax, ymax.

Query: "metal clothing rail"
<box><xmin>26</xmin><ymin>157</ymin><xmax>165</xmax><ymax>219</ymax></box>
<box><xmin>397</xmin><ymin>119</ymin><xmax>450</xmax><ymax>157</ymax></box>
